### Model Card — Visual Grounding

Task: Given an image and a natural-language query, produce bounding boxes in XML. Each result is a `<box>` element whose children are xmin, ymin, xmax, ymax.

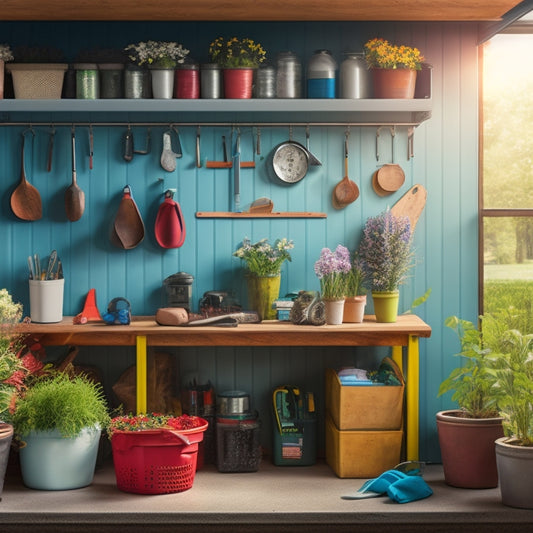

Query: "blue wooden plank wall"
<box><xmin>0</xmin><ymin>21</ymin><xmax>479</xmax><ymax>461</ymax></box>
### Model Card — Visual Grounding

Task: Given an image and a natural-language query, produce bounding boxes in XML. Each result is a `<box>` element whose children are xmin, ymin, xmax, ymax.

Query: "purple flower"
<box><xmin>358</xmin><ymin>210</ymin><xmax>414</xmax><ymax>292</ymax></box>
<box><xmin>314</xmin><ymin>245</ymin><xmax>351</xmax><ymax>299</ymax></box>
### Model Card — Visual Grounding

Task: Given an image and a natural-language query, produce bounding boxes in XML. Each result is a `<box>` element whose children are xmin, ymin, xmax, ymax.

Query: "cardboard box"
<box><xmin>325</xmin><ymin>413</ymin><xmax>403</xmax><ymax>478</ymax></box>
<box><xmin>325</xmin><ymin>360</ymin><xmax>404</xmax><ymax>430</ymax></box>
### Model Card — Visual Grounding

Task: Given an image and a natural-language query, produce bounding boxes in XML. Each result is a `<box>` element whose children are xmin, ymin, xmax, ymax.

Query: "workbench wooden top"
<box><xmin>17</xmin><ymin>314</ymin><xmax>431</xmax><ymax>347</ymax></box>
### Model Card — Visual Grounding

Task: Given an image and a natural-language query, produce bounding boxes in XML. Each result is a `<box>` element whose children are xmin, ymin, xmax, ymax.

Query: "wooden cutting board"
<box><xmin>390</xmin><ymin>184</ymin><xmax>427</xmax><ymax>232</ymax></box>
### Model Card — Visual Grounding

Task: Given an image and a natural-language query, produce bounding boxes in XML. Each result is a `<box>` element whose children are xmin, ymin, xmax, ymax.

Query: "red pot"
<box><xmin>437</xmin><ymin>409</ymin><xmax>504</xmax><ymax>489</ymax></box>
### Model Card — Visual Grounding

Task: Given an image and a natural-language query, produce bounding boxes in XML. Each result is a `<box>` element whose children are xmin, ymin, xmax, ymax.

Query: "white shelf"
<box><xmin>0</xmin><ymin>97</ymin><xmax>432</xmax><ymax>126</ymax></box>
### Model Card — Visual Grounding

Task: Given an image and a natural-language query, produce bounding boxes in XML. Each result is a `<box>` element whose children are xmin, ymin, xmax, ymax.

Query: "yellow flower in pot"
<box><xmin>363</xmin><ymin>38</ymin><xmax>425</xmax><ymax>98</ymax></box>
<box><xmin>209</xmin><ymin>37</ymin><xmax>267</xmax><ymax>98</ymax></box>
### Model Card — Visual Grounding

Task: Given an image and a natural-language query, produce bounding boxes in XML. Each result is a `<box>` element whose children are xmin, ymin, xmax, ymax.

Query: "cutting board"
<box><xmin>390</xmin><ymin>184</ymin><xmax>427</xmax><ymax>232</ymax></box>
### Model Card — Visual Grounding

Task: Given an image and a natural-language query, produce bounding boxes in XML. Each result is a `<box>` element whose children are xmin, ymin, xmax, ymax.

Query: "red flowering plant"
<box><xmin>107</xmin><ymin>413</ymin><xmax>207</xmax><ymax>438</ymax></box>
<box><xmin>0</xmin><ymin>289</ymin><xmax>46</xmax><ymax>422</ymax></box>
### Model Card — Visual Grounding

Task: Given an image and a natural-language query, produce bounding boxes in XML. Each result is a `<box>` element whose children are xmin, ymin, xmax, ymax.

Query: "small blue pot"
<box><xmin>19</xmin><ymin>426</ymin><xmax>101</xmax><ymax>490</ymax></box>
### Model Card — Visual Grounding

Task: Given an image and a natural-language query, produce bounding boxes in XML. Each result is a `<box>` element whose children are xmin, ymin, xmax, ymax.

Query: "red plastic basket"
<box><xmin>111</xmin><ymin>419</ymin><xmax>208</xmax><ymax>494</ymax></box>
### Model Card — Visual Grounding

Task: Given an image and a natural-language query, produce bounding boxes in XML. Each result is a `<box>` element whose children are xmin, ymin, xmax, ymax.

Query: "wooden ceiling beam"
<box><xmin>0</xmin><ymin>0</ymin><xmax>523</xmax><ymax>22</ymax></box>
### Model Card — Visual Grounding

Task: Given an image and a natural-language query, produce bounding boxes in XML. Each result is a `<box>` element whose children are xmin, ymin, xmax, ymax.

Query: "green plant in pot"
<box><xmin>358</xmin><ymin>210</ymin><xmax>415</xmax><ymax>323</ymax></box>
<box><xmin>12</xmin><ymin>371</ymin><xmax>110</xmax><ymax>490</ymax></box>
<box><xmin>436</xmin><ymin>315</ymin><xmax>503</xmax><ymax>489</ymax></box>
<box><xmin>491</xmin><ymin>328</ymin><xmax>533</xmax><ymax>508</ymax></box>
<box><xmin>342</xmin><ymin>252</ymin><xmax>367</xmax><ymax>323</ymax></box>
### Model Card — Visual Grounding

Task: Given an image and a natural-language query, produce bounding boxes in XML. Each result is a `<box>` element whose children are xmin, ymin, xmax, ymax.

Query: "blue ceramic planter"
<box><xmin>19</xmin><ymin>426</ymin><xmax>101</xmax><ymax>490</ymax></box>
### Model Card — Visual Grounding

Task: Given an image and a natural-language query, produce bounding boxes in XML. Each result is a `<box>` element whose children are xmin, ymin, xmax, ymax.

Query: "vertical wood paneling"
<box><xmin>0</xmin><ymin>20</ymin><xmax>480</xmax><ymax>461</ymax></box>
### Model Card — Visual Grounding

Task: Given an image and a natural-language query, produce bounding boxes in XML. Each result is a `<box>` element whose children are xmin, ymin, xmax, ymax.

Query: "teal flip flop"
<box><xmin>341</xmin><ymin>469</ymin><xmax>408</xmax><ymax>500</ymax></box>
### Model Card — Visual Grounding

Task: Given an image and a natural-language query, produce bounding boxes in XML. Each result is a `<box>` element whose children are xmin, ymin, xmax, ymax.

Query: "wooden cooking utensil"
<box><xmin>332</xmin><ymin>133</ymin><xmax>359</xmax><ymax>209</ymax></box>
<box><xmin>390</xmin><ymin>184</ymin><xmax>427</xmax><ymax>232</ymax></box>
<box><xmin>10</xmin><ymin>130</ymin><xmax>42</xmax><ymax>221</ymax></box>
<box><xmin>111</xmin><ymin>185</ymin><xmax>145</xmax><ymax>249</ymax></box>
<box><xmin>64</xmin><ymin>126</ymin><xmax>85</xmax><ymax>222</ymax></box>
<box><xmin>374</xmin><ymin>127</ymin><xmax>405</xmax><ymax>195</ymax></box>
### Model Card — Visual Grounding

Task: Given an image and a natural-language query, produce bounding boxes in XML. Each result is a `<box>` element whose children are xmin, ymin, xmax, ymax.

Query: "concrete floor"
<box><xmin>2</xmin><ymin>460</ymin><xmax>533</xmax><ymax>533</ymax></box>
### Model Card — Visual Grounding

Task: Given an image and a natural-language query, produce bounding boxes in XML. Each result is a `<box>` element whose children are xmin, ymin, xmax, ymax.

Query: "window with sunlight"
<box><xmin>482</xmin><ymin>32</ymin><xmax>533</xmax><ymax>333</ymax></box>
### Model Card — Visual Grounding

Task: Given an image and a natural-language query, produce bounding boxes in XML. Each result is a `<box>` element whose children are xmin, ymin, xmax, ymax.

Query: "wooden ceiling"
<box><xmin>0</xmin><ymin>0</ymin><xmax>526</xmax><ymax>22</ymax></box>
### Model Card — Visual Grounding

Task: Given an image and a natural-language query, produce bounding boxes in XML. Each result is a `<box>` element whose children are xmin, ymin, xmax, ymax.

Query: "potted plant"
<box><xmin>6</xmin><ymin>45</ymin><xmax>68</xmax><ymax>99</ymax></box>
<box><xmin>208</xmin><ymin>36</ymin><xmax>267</xmax><ymax>98</ymax></box>
<box><xmin>108</xmin><ymin>413</ymin><xmax>208</xmax><ymax>494</ymax></box>
<box><xmin>491</xmin><ymin>327</ymin><xmax>533</xmax><ymax>508</ymax></box>
<box><xmin>436</xmin><ymin>315</ymin><xmax>504</xmax><ymax>489</ymax></box>
<box><xmin>0</xmin><ymin>43</ymin><xmax>13</xmax><ymax>99</ymax></box>
<box><xmin>363</xmin><ymin>37</ymin><xmax>424</xmax><ymax>98</ymax></box>
<box><xmin>124</xmin><ymin>40</ymin><xmax>190</xmax><ymax>99</ymax></box>
<box><xmin>358</xmin><ymin>210</ymin><xmax>415</xmax><ymax>322</ymax></box>
<box><xmin>12</xmin><ymin>371</ymin><xmax>109</xmax><ymax>490</ymax></box>
<box><xmin>234</xmin><ymin>237</ymin><xmax>294</xmax><ymax>321</ymax></box>
<box><xmin>314</xmin><ymin>245</ymin><xmax>351</xmax><ymax>325</ymax></box>
<box><xmin>342</xmin><ymin>252</ymin><xmax>367</xmax><ymax>323</ymax></box>
<box><xmin>0</xmin><ymin>289</ymin><xmax>45</xmax><ymax>497</ymax></box>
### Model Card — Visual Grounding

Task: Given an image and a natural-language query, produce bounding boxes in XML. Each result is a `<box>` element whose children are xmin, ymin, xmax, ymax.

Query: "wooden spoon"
<box><xmin>65</xmin><ymin>127</ymin><xmax>85</xmax><ymax>222</ymax></box>
<box><xmin>10</xmin><ymin>131</ymin><xmax>42</xmax><ymax>221</ymax></box>
<box><xmin>332</xmin><ymin>134</ymin><xmax>359</xmax><ymax>209</ymax></box>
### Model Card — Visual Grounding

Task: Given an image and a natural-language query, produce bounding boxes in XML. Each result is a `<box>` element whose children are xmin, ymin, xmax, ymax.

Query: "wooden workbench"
<box><xmin>18</xmin><ymin>314</ymin><xmax>431</xmax><ymax>460</ymax></box>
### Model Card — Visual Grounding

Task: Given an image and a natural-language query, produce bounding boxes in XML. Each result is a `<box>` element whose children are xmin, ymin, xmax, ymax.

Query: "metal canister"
<box><xmin>163</xmin><ymin>271</ymin><xmax>194</xmax><ymax>309</ymax></box>
<box><xmin>99</xmin><ymin>63</ymin><xmax>124</xmax><ymax>99</ymax></box>
<box><xmin>200</xmin><ymin>63</ymin><xmax>222</xmax><ymax>99</ymax></box>
<box><xmin>276</xmin><ymin>51</ymin><xmax>302</xmax><ymax>98</ymax></box>
<box><xmin>255</xmin><ymin>65</ymin><xmax>276</xmax><ymax>98</ymax></box>
<box><xmin>306</xmin><ymin>50</ymin><xmax>337</xmax><ymax>98</ymax></box>
<box><xmin>339</xmin><ymin>52</ymin><xmax>371</xmax><ymax>98</ymax></box>
<box><xmin>74</xmin><ymin>63</ymin><xmax>99</xmax><ymax>99</ymax></box>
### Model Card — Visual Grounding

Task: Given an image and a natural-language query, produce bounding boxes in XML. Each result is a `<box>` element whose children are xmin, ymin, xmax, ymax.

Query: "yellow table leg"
<box><xmin>406</xmin><ymin>335</ymin><xmax>419</xmax><ymax>461</ymax></box>
<box><xmin>391</xmin><ymin>340</ymin><xmax>419</xmax><ymax>461</ymax></box>
<box><xmin>136</xmin><ymin>335</ymin><xmax>147</xmax><ymax>414</ymax></box>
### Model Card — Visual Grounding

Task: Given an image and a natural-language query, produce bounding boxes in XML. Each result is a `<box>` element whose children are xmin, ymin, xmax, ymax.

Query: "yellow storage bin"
<box><xmin>325</xmin><ymin>413</ymin><xmax>403</xmax><ymax>478</ymax></box>
<box><xmin>325</xmin><ymin>359</ymin><xmax>404</xmax><ymax>430</ymax></box>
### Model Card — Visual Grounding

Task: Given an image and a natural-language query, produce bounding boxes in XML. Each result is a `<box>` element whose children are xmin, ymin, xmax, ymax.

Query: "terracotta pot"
<box><xmin>343</xmin><ymin>295</ymin><xmax>366</xmax><ymax>323</ymax></box>
<box><xmin>372</xmin><ymin>68</ymin><xmax>417</xmax><ymax>99</ymax></box>
<box><xmin>496</xmin><ymin>437</ymin><xmax>533</xmax><ymax>509</ymax></box>
<box><xmin>437</xmin><ymin>409</ymin><xmax>504</xmax><ymax>489</ymax></box>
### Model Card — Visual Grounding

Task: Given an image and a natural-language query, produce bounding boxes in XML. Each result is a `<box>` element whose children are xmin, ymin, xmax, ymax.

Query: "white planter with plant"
<box><xmin>12</xmin><ymin>372</ymin><xmax>109</xmax><ymax>490</ymax></box>
<box><xmin>491</xmin><ymin>328</ymin><xmax>533</xmax><ymax>508</ymax></box>
<box><xmin>314</xmin><ymin>245</ymin><xmax>351</xmax><ymax>325</ymax></box>
<box><xmin>437</xmin><ymin>315</ymin><xmax>503</xmax><ymax>488</ymax></box>
<box><xmin>124</xmin><ymin>40</ymin><xmax>189</xmax><ymax>99</ymax></box>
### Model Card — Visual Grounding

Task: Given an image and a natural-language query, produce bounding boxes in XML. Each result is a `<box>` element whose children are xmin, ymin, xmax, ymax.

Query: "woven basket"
<box><xmin>6</xmin><ymin>63</ymin><xmax>68</xmax><ymax>99</ymax></box>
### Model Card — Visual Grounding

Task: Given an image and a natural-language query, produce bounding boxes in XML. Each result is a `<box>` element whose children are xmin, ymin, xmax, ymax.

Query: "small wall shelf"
<box><xmin>195</xmin><ymin>211</ymin><xmax>327</xmax><ymax>218</ymax></box>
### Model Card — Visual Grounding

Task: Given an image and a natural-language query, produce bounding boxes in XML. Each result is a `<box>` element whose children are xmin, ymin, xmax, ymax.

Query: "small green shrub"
<box><xmin>13</xmin><ymin>372</ymin><xmax>110</xmax><ymax>438</ymax></box>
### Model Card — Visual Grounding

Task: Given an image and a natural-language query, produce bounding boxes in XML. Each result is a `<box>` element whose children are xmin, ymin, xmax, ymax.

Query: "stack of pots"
<box><xmin>216</xmin><ymin>390</ymin><xmax>261</xmax><ymax>472</ymax></box>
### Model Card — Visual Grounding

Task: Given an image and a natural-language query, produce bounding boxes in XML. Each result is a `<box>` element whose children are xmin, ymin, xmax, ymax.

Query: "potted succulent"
<box><xmin>491</xmin><ymin>328</ymin><xmax>533</xmax><ymax>508</ymax></box>
<box><xmin>363</xmin><ymin>37</ymin><xmax>424</xmax><ymax>98</ymax></box>
<box><xmin>6</xmin><ymin>45</ymin><xmax>68</xmax><ymax>99</ymax></box>
<box><xmin>124</xmin><ymin>40</ymin><xmax>190</xmax><ymax>99</ymax></box>
<box><xmin>358</xmin><ymin>210</ymin><xmax>415</xmax><ymax>322</ymax></box>
<box><xmin>234</xmin><ymin>237</ymin><xmax>294</xmax><ymax>321</ymax></box>
<box><xmin>436</xmin><ymin>315</ymin><xmax>503</xmax><ymax>489</ymax></box>
<box><xmin>314</xmin><ymin>244</ymin><xmax>351</xmax><ymax>325</ymax></box>
<box><xmin>108</xmin><ymin>413</ymin><xmax>208</xmax><ymax>494</ymax></box>
<box><xmin>0</xmin><ymin>289</ymin><xmax>45</xmax><ymax>497</ymax></box>
<box><xmin>342</xmin><ymin>251</ymin><xmax>367</xmax><ymax>323</ymax></box>
<box><xmin>0</xmin><ymin>43</ymin><xmax>14</xmax><ymax>99</ymax></box>
<box><xmin>208</xmin><ymin>37</ymin><xmax>267</xmax><ymax>98</ymax></box>
<box><xmin>12</xmin><ymin>371</ymin><xmax>109</xmax><ymax>490</ymax></box>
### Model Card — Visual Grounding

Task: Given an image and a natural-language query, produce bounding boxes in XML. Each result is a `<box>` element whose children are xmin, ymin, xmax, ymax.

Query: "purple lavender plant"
<box><xmin>358</xmin><ymin>210</ymin><xmax>414</xmax><ymax>292</ymax></box>
<box><xmin>314</xmin><ymin>245</ymin><xmax>351</xmax><ymax>299</ymax></box>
